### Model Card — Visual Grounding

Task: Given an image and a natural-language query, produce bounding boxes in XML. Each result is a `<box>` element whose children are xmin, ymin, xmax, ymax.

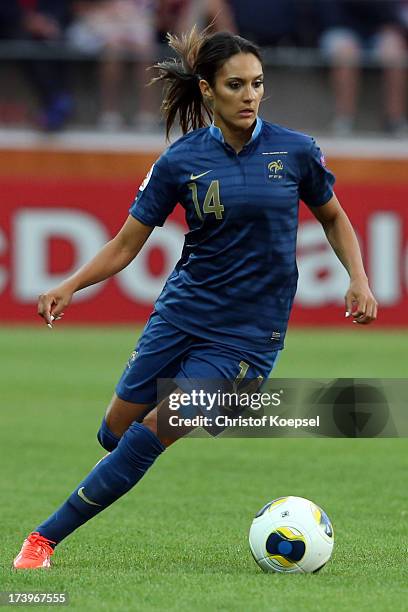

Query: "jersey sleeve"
<box><xmin>129</xmin><ymin>151</ymin><xmax>179</xmax><ymax>227</ymax></box>
<box><xmin>299</xmin><ymin>139</ymin><xmax>335</xmax><ymax>207</ymax></box>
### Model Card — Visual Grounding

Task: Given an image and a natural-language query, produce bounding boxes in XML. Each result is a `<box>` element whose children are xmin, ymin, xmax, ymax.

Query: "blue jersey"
<box><xmin>129</xmin><ymin>118</ymin><xmax>335</xmax><ymax>351</ymax></box>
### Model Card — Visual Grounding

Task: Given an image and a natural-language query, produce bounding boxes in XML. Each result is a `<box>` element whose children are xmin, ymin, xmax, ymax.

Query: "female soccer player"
<box><xmin>13</xmin><ymin>27</ymin><xmax>377</xmax><ymax>569</ymax></box>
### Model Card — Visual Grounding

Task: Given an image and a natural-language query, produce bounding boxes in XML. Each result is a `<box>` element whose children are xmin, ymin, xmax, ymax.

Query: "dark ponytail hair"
<box><xmin>150</xmin><ymin>27</ymin><xmax>262</xmax><ymax>139</ymax></box>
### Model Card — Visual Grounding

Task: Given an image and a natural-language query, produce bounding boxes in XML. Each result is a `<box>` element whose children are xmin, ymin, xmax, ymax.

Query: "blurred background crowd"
<box><xmin>1</xmin><ymin>0</ymin><xmax>408</xmax><ymax>136</ymax></box>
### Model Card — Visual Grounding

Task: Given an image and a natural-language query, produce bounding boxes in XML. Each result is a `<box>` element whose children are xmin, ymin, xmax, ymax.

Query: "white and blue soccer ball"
<box><xmin>249</xmin><ymin>496</ymin><xmax>334</xmax><ymax>573</ymax></box>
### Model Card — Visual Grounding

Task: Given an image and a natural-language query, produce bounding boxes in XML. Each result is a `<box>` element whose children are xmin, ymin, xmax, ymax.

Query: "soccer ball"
<box><xmin>249</xmin><ymin>496</ymin><xmax>334</xmax><ymax>573</ymax></box>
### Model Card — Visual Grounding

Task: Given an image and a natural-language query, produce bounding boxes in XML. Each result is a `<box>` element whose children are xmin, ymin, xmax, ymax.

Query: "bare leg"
<box><xmin>384</xmin><ymin>66</ymin><xmax>406</xmax><ymax>121</ymax></box>
<box><xmin>132</xmin><ymin>52</ymin><xmax>159</xmax><ymax>131</ymax></box>
<box><xmin>99</xmin><ymin>44</ymin><xmax>124</xmax><ymax>129</ymax></box>
<box><xmin>100</xmin><ymin>57</ymin><xmax>122</xmax><ymax>114</ymax></box>
<box><xmin>142</xmin><ymin>389</ymin><xmax>196</xmax><ymax>447</ymax></box>
<box><xmin>104</xmin><ymin>393</ymin><xmax>152</xmax><ymax>437</ymax></box>
<box><xmin>330</xmin><ymin>35</ymin><xmax>361</xmax><ymax>120</ymax></box>
<box><xmin>377</xmin><ymin>28</ymin><xmax>407</xmax><ymax>125</ymax></box>
<box><xmin>331</xmin><ymin>64</ymin><xmax>360</xmax><ymax>119</ymax></box>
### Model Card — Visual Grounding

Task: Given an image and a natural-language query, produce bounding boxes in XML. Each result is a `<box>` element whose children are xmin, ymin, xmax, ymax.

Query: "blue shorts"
<box><xmin>116</xmin><ymin>311</ymin><xmax>280</xmax><ymax>405</ymax></box>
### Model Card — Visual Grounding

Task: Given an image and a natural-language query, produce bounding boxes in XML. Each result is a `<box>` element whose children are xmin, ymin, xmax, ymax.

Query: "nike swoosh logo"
<box><xmin>78</xmin><ymin>487</ymin><xmax>102</xmax><ymax>506</ymax></box>
<box><xmin>190</xmin><ymin>170</ymin><xmax>212</xmax><ymax>180</ymax></box>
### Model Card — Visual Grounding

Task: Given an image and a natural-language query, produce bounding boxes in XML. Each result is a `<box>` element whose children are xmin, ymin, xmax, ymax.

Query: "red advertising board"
<box><xmin>1</xmin><ymin>177</ymin><xmax>407</xmax><ymax>325</ymax></box>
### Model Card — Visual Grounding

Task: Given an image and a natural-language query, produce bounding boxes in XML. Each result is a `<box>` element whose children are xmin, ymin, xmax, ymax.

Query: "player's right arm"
<box><xmin>37</xmin><ymin>216</ymin><xmax>153</xmax><ymax>326</ymax></box>
<box><xmin>39</xmin><ymin>150</ymin><xmax>179</xmax><ymax>326</ymax></box>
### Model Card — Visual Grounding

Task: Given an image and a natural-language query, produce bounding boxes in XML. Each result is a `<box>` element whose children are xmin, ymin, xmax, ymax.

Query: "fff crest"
<box><xmin>268</xmin><ymin>159</ymin><xmax>284</xmax><ymax>179</ymax></box>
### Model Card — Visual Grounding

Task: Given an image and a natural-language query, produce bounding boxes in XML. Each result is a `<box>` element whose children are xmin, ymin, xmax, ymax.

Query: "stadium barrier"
<box><xmin>1</xmin><ymin>144</ymin><xmax>407</xmax><ymax>326</ymax></box>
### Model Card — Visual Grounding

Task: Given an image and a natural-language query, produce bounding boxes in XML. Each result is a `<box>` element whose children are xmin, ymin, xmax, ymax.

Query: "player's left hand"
<box><xmin>345</xmin><ymin>278</ymin><xmax>378</xmax><ymax>325</ymax></box>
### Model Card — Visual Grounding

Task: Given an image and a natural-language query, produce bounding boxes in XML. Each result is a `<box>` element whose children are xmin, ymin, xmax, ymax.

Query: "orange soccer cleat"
<box><xmin>13</xmin><ymin>532</ymin><xmax>55</xmax><ymax>569</ymax></box>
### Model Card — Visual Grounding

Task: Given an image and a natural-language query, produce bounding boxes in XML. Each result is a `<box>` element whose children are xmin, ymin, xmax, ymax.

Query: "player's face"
<box><xmin>203</xmin><ymin>53</ymin><xmax>264</xmax><ymax>133</ymax></box>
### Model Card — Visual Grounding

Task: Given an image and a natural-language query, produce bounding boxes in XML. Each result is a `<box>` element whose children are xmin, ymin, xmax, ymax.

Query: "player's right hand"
<box><xmin>37</xmin><ymin>287</ymin><xmax>73</xmax><ymax>327</ymax></box>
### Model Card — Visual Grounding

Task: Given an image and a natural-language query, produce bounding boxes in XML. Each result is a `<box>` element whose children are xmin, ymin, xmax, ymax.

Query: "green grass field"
<box><xmin>1</xmin><ymin>326</ymin><xmax>407</xmax><ymax>611</ymax></box>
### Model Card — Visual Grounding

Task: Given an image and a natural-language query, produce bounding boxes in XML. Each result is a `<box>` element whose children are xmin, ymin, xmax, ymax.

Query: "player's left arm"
<box><xmin>308</xmin><ymin>193</ymin><xmax>378</xmax><ymax>324</ymax></box>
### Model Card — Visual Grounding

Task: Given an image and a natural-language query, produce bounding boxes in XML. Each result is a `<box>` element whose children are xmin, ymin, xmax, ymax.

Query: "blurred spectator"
<box><xmin>317</xmin><ymin>0</ymin><xmax>407</xmax><ymax>136</ymax></box>
<box><xmin>399</xmin><ymin>0</ymin><xmax>408</xmax><ymax>32</ymax></box>
<box><xmin>156</xmin><ymin>0</ymin><xmax>237</xmax><ymax>44</ymax></box>
<box><xmin>68</xmin><ymin>1</ymin><xmax>158</xmax><ymax>131</ymax></box>
<box><xmin>13</xmin><ymin>0</ymin><xmax>74</xmax><ymax>131</ymax></box>
<box><xmin>0</xmin><ymin>4</ymin><xmax>21</xmax><ymax>40</ymax></box>
<box><xmin>229</xmin><ymin>0</ymin><xmax>297</xmax><ymax>47</ymax></box>
<box><xmin>155</xmin><ymin>0</ymin><xmax>184</xmax><ymax>41</ymax></box>
<box><xmin>228</xmin><ymin>1</ymin><xmax>321</xmax><ymax>48</ymax></box>
<box><xmin>172</xmin><ymin>0</ymin><xmax>236</xmax><ymax>36</ymax></box>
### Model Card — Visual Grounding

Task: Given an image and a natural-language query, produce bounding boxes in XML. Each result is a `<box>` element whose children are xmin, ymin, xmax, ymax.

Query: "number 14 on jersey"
<box><xmin>188</xmin><ymin>180</ymin><xmax>224</xmax><ymax>221</ymax></box>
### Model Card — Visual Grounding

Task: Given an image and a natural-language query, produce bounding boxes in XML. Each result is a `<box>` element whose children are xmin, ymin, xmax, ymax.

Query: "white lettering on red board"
<box><xmin>0</xmin><ymin>226</ymin><xmax>8</xmax><ymax>293</ymax></box>
<box><xmin>368</xmin><ymin>213</ymin><xmax>401</xmax><ymax>305</ymax></box>
<box><xmin>296</xmin><ymin>221</ymin><xmax>349</xmax><ymax>305</ymax></box>
<box><xmin>10</xmin><ymin>210</ymin><xmax>184</xmax><ymax>305</ymax></box>
<box><xmin>117</xmin><ymin>221</ymin><xmax>184</xmax><ymax>303</ymax></box>
<box><xmin>1</xmin><ymin>209</ymin><xmax>405</xmax><ymax>307</ymax></box>
<box><xmin>14</xmin><ymin>209</ymin><xmax>108</xmax><ymax>302</ymax></box>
